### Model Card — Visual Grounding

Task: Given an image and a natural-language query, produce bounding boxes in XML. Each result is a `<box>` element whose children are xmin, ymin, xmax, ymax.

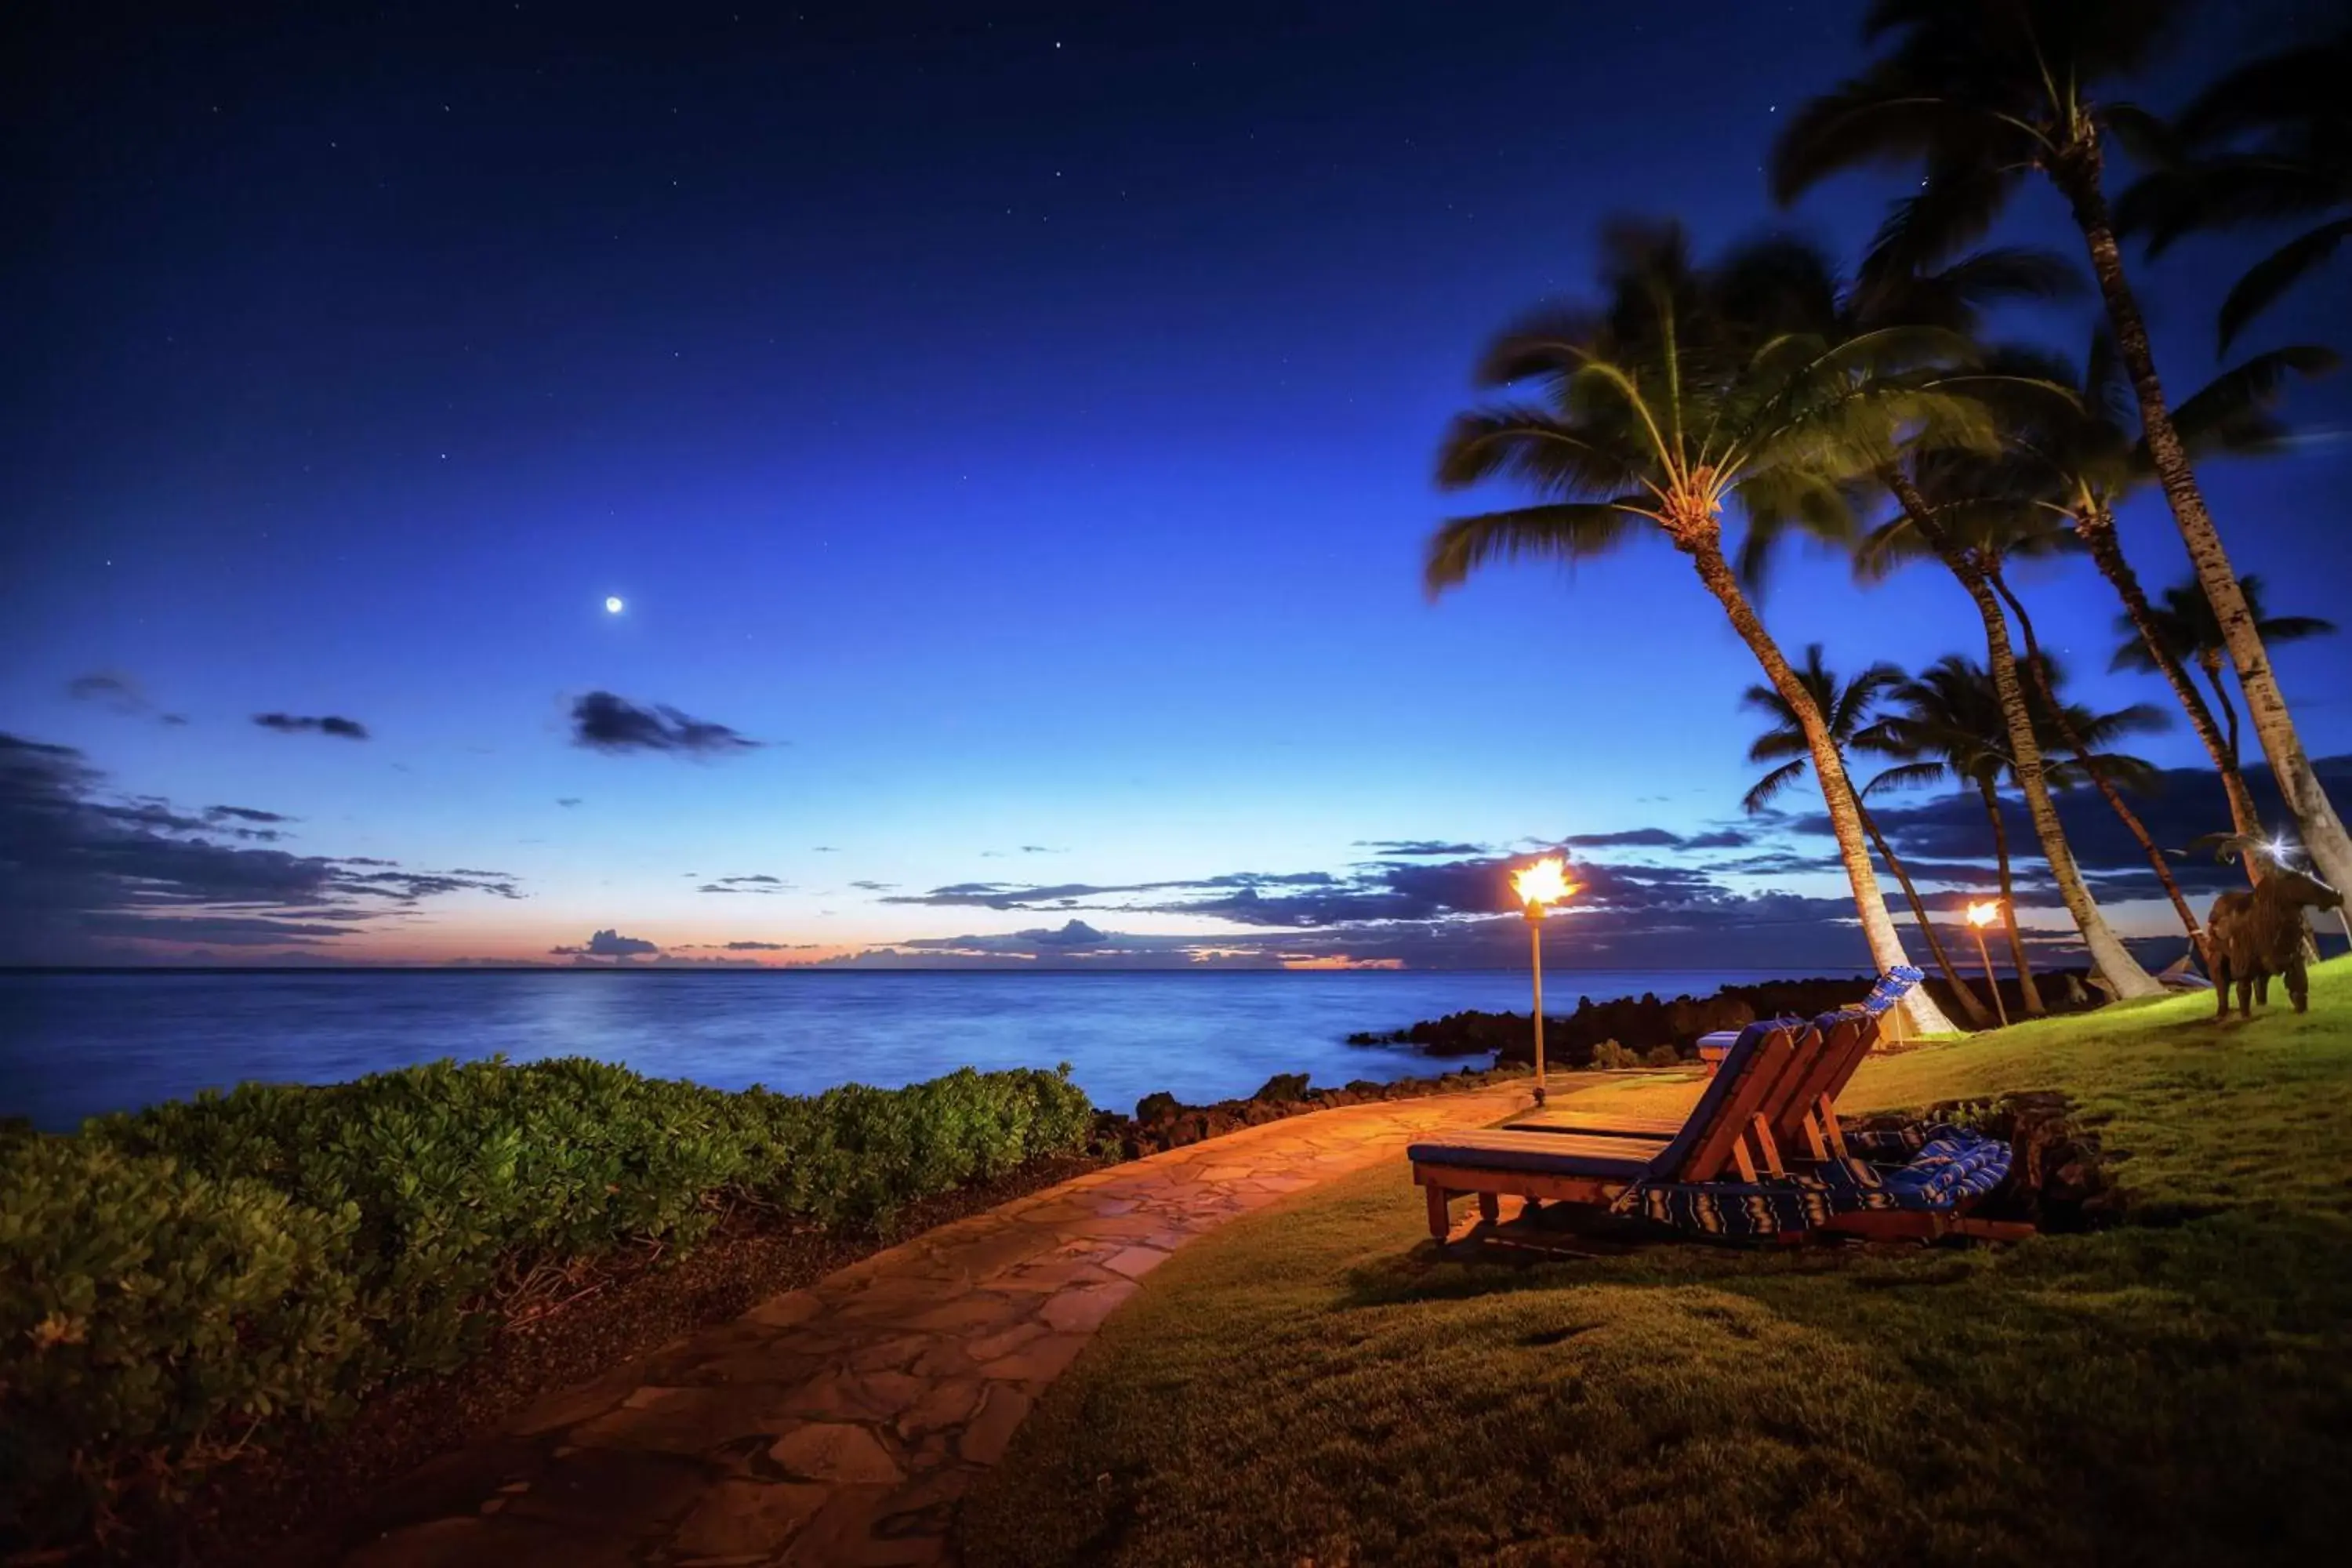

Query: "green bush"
<box><xmin>1589</xmin><ymin>1039</ymin><xmax>1639</xmax><ymax>1069</ymax></box>
<box><xmin>1</xmin><ymin>1058</ymin><xmax>1093</xmax><ymax>1542</ymax></box>
<box><xmin>1644</xmin><ymin>1044</ymin><xmax>1683</xmax><ymax>1068</ymax></box>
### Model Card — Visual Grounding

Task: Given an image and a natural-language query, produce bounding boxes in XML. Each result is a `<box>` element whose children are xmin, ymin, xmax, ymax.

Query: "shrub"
<box><xmin>1643</xmin><ymin>1044</ymin><xmax>1683</xmax><ymax>1068</ymax></box>
<box><xmin>1590</xmin><ymin>1039</ymin><xmax>1639</xmax><ymax>1069</ymax></box>
<box><xmin>2</xmin><ymin>1058</ymin><xmax>1094</xmax><ymax>1542</ymax></box>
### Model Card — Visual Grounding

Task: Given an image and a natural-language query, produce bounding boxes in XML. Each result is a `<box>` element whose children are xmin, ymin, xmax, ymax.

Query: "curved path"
<box><xmin>333</xmin><ymin>1080</ymin><xmax>1530</xmax><ymax>1567</ymax></box>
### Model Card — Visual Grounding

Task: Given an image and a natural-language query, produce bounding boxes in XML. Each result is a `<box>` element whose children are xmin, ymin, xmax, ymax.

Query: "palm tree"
<box><xmin>1870</xmin><ymin>655</ymin><xmax>2166</xmax><ymax>1011</ymax></box>
<box><xmin>1867</xmin><ymin>656</ymin><xmax>2047</xmax><ymax>1014</ymax></box>
<box><xmin>2002</xmin><ymin>334</ymin><xmax>2336</xmax><ymax>858</ymax></box>
<box><xmin>2114</xmin><ymin>575</ymin><xmax>2338</xmax><ymax>782</ymax></box>
<box><xmin>1741</xmin><ymin>645</ymin><xmax>1992</xmax><ymax>1025</ymax></box>
<box><xmin>1425</xmin><ymin>219</ymin><xmax>1986</xmax><ymax>1035</ymax></box>
<box><xmin>2115</xmin><ymin>20</ymin><xmax>2351</xmax><ymax>351</ymax></box>
<box><xmin>1772</xmin><ymin>0</ymin><xmax>2352</xmax><ymax>902</ymax></box>
<box><xmin>1860</xmin><ymin>452</ymin><xmax>2165</xmax><ymax>998</ymax></box>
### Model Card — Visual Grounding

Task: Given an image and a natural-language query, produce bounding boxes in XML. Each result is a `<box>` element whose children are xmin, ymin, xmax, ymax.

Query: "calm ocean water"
<box><xmin>0</xmin><ymin>967</ymin><xmax>1812</xmax><ymax>1131</ymax></box>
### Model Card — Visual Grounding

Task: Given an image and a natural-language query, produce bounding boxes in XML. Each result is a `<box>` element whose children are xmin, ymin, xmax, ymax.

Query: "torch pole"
<box><xmin>1969</xmin><ymin>922</ymin><xmax>2009</xmax><ymax>1029</ymax></box>
<box><xmin>1528</xmin><ymin>909</ymin><xmax>1546</xmax><ymax>1105</ymax></box>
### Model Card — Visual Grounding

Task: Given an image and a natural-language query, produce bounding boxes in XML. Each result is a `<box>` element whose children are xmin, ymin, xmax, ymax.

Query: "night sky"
<box><xmin>5</xmin><ymin>0</ymin><xmax>2348</xmax><ymax>971</ymax></box>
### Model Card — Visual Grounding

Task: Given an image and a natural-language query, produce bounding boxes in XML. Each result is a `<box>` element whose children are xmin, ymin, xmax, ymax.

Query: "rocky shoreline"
<box><xmin>1347</xmin><ymin>969</ymin><xmax>2105</xmax><ymax>1065</ymax></box>
<box><xmin>1095</xmin><ymin>1062</ymin><xmax>1534</xmax><ymax>1160</ymax></box>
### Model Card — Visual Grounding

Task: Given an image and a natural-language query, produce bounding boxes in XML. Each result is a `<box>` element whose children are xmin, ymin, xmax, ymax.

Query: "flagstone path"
<box><xmin>331</xmin><ymin>1080</ymin><xmax>1531</xmax><ymax>1568</ymax></box>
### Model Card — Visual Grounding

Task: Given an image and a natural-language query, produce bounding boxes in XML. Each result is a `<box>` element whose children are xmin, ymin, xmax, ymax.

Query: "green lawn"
<box><xmin>960</xmin><ymin>960</ymin><xmax>2352</xmax><ymax>1567</ymax></box>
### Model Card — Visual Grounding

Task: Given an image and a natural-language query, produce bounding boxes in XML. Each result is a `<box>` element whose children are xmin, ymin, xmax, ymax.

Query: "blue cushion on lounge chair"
<box><xmin>1404</xmin><ymin>1129</ymin><xmax>1659</xmax><ymax>1179</ymax></box>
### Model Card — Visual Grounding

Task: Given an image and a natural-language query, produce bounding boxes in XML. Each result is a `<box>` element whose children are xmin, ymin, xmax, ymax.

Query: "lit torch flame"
<box><xmin>1966</xmin><ymin>900</ymin><xmax>2000</xmax><ymax>928</ymax></box>
<box><xmin>1512</xmin><ymin>856</ymin><xmax>1573</xmax><ymax>913</ymax></box>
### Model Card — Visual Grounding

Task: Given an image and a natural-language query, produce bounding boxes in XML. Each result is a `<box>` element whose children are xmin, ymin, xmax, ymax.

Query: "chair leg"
<box><xmin>1478</xmin><ymin>1192</ymin><xmax>1501</xmax><ymax>1225</ymax></box>
<box><xmin>1425</xmin><ymin>1182</ymin><xmax>1452</xmax><ymax>1240</ymax></box>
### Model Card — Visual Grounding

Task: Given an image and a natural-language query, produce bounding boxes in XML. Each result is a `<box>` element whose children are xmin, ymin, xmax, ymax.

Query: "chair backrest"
<box><xmin>1768</xmin><ymin>1010</ymin><xmax>1867</xmax><ymax>1153</ymax></box>
<box><xmin>1655</xmin><ymin>1018</ymin><xmax>1801</xmax><ymax>1182</ymax></box>
<box><xmin>1775</xmin><ymin>966</ymin><xmax>1921</xmax><ymax>1146</ymax></box>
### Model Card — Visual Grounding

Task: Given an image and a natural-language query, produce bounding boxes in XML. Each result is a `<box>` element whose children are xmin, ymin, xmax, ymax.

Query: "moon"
<box><xmin>604</xmin><ymin>596</ymin><xmax>625</xmax><ymax>615</ymax></box>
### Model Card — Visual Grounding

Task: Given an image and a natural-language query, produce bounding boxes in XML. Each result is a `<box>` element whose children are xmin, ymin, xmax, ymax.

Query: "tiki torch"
<box><xmin>1965</xmin><ymin>900</ymin><xmax>2009</xmax><ymax>1029</ymax></box>
<box><xmin>1512</xmin><ymin>857</ymin><xmax>1574</xmax><ymax>1103</ymax></box>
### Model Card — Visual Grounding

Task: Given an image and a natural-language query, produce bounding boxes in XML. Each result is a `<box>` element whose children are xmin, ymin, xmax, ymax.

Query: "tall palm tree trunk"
<box><xmin>1962</xmin><ymin>567</ymin><xmax>2163</xmax><ymax>998</ymax></box>
<box><xmin>2076</xmin><ymin>503</ymin><xmax>2265</xmax><ymax>872</ymax></box>
<box><xmin>2053</xmin><ymin>141</ymin><xmax>2352</xmax><ymax>898</ymax></box>
<box><xmin>1886</xmin><ymin>473</ymin><xmax>2161</xmax><ymax>998</ymax></box>
<box><xmin>1977</xmin><ymin>775</ymin><xmax>2045</xmax><ymax>1016</ymax></box>
<box><xmin>1688</xmin><ymin>537</ymin><xmax>1958</xmax><ymax>1035</ymax></box>
<box><xmin>1993</xmin><ymin>574</ymin><xmax>2209</xmax><ymax>965</ymax></box>
<box><xmin>2200</xmin><ymin>652</ymin><xmax>2242</xmax><ymax>772</ymax></box>
<box><xmin>1860</xmin><ymin>800</ymin><xmax>1992</xmax><ymax>1026</ymax></box>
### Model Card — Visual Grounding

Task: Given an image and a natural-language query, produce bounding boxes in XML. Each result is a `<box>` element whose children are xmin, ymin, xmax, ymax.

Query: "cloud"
<box><xmin>1019</xmin><ymin>845</ymin><xmax>1062</xmax><ymax>855</ymax></box>
<box><xmin>569</xmin><ymin>691</ymin><xmax>759</xmax><ymax>756</ymax></box>
<box><xmin>206</xmin><ymin>804</ymin><xmax>292</xmax><ymax>825</ymax></box>
<box><xmin>549</xmin><ymin>927</ymin><xmax>659</xmax><ymax>958</ymax></box>
<box><xmin>67</xmin><ymin>673</ymin><xmax>150</xmax><ymax>715</ymax></box>
<box><xmin>1025</xmin><ymin>919</ymin><xmax>1106</xmax><ymax>947</ymax></box>
<box><xmin>1352</xmin><ymin>840</ymin><xmax>1490</xmax><ymax>857</ymax></box>
<box><xmin>849</xmin><ymin>879</ymin><xmax>897</xmax><ymax>891</ymax></box>
<box><xmin>0</xmin><ymin>731</ymin><xmax>521</xmax><ymax>963</ymax></box>
<box><xmin>811</xmin><ymin>845</ymin><xmax>840</xmax><ymax>852</ymax></box>
<box><xmin>255</xmin><ymin>713</ymin><xmax>371</xmax><ymax>740</ymax></box>
<box><xmin>556</xmin><ymin>797</ymin><xmax>583</xmax><ymax>808</ymax></box>
<box><xmin>698</xmin><ymin>873</ymin><xmax>789</xmax><ymax>895</ymax></box>
<box><xmin>1782</xmin><ymin>755</ymin><xmax>2352</xmax><ymax>903</ymax></box>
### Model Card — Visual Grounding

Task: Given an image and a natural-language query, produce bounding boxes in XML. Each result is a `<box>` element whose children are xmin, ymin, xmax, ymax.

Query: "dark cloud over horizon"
<box><xmin>254</xmin><ymin>712</ymin><xmax>370</xmax><ymax>740</ymax></box>
<box><xmin>0</xmin><ymin>731</ymin><xmax>517</xmax><ymax>962</ymax></box>
<box><xmin>570</xmin><ymin>691</ymin><xmax>760</xmax><ymax>757</ymax></box>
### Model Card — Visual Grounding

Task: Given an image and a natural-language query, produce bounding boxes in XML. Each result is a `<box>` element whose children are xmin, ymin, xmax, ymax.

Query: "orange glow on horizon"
<box><xmin>1279</xmin><ymin>955</ymin><xmax>1405</xmax><ymax>971</ymax></box>
<box><xmin>1965</xmin><ymin>900</ymin><xmax>2001</xmax><ymax>929</ymax></box>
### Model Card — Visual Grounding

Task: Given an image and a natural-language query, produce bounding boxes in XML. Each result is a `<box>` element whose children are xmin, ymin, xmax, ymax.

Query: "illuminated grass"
<box><xmin>960</xmin><ymin>959</ymin><xmax>2352</xmax><ymax>1566</ymax></box>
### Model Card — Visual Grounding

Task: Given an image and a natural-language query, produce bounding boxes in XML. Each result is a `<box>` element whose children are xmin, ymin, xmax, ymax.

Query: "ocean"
<box><xmin>0</xmin><ymin>967</ymin><xmax>1818</xmax><ymax>1131</ymax></box>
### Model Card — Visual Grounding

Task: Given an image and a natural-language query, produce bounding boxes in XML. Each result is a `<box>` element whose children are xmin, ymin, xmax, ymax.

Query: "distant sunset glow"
<box><xmin>1967</xmin><ymin>900</ymin><xmax>2001</xmax><ymax>929</ymax></box>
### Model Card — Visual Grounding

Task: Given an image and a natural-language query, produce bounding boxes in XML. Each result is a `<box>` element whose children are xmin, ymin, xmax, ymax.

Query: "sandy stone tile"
<box><xmin>954</xmin><ymin>1385</ymin><xmax>1034</xmax><ymax>1466</ymax></box>
<box><xmin>668</xmin><ymin>1479</ymin><xmax>831</xmax><ymax>1558</ymax></box>
<box><xmin>767</xmin><ymin>1423</ymin><xmax>906</xmax><ymax>1485</ymax></box>
<box><xmin>975</xmin><ymin>1332</ymin><xmax>1090</xmax><ymax>1383</ymax></box>
<box><xmin>1102</xmin><ymin>1243</ymin><xmax>1173</xmax><ymax>1279</ymax></box>
<box><xmin>1037</xmin><ymin>1279</ymin><xmax>1139</xmax><ymax>1334</ymax></box>
<box><xmin>894</xmin><ymin>1375</ymin><xmax>986</xmax><ymax>1441</ymax></box>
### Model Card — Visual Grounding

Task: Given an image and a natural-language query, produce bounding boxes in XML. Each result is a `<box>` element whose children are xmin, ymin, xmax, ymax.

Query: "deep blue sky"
<box><xmin>5</xmin><ymin>0</ymin><xmax>2347</xmax><ymax>969</ymax></box>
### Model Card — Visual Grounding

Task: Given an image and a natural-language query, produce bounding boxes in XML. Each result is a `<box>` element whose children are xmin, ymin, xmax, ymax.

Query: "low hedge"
<box><xmin>0</xmin><ymin>1057</ymin><xmax>1094</xmax><ymax>1544</ymax></box>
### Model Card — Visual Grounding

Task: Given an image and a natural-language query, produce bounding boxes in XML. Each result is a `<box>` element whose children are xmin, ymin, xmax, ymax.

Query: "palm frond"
<box><xmin>1422</xmin><ymin>502</ymin><xmax>1652</xmax><ymax>597</ymax></box>
<box><xmin>2219</xmin><ymin>217</ymin><xmax>2352</xmax><ymax>352</ymax></box>
<box><xmin>1742</xmin><ymin>759</ymin><xmax>1809</xmax><ymax>815</ymax></box>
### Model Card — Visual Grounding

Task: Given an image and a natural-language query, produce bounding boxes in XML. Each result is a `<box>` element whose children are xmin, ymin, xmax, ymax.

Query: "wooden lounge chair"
<box><xmin>1411</xmin><ymin>1009</ymin><xmax>2028</xmax><ymax>1245</ymax></box>
<box><xmin>1409</xmin><ymin>1019</ymin><xmax>1807</xmax><ymax>1240</ymax></box>
<box><xmin>1499</xmin><ymin>967</ymin><xmax>1922</xmax><ymax>1156</ymax></box>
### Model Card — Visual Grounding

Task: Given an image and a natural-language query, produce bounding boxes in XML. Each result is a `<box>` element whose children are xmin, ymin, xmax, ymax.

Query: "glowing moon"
<box><xmin>604</xmin><ymin>596</ymin><xmax>625</xmax><ymax>615</ymax></box>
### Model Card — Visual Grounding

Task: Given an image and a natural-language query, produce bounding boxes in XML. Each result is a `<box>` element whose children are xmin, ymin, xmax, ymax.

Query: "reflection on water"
<box><xmin>0</xmin><ymin>967</ymin><xmax>1794</xmax><ymax>1131</ymax></box>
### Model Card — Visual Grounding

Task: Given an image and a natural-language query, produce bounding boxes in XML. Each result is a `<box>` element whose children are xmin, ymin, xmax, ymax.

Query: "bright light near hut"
<box><xmin>1966</xmin><ymin>900</ymin><xmax>2000</xmax><ymax>929</ymax></box>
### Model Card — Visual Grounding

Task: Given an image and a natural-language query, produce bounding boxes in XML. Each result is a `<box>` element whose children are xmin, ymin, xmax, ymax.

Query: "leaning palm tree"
<box><xmin>2114</xmin><ymin>575</ymin><xmax>2339</xmax><ymax>780</ymax></box>
<box><xmin>1870</xmin><ymin>654</ymin><xmax>2166</xmax><ymax>1011</ymax></box>
<box><xmin>1772</xmin><ymin>0</ymin><xmax>2352</xmax><ymax>901</ymax></box>
<box><xmin>1426</xmin><ymin>219</ymin><xmax>1987</xmax><ymax>1034</ymax></box>
<box><xmin>1741</xmin><ymin>645</ymin><xmax>1992</xmax><ymax>1025</ymax></box>
<box><xmin>2115</xmin><ymin>19</ymin><xmax>2351</xmax><ymax>351</ymax></box>
<box><xmin>1867</xmin><ymin>655</ymin><xmax>2048</xmax><ymax>1014</ymax></box>
<box><xmin>2005</xmin><ymin>334</ymin><xmax>2336</xmax><ymax>858</ymax></box>
<box><xmin>1859</xmin><ymin>452</ymin><xmax>2165</xmax><ymax>998</ymax></box>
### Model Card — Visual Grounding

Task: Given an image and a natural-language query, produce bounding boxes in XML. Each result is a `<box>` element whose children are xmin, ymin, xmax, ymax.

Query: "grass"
<box><xmin>960</xmin><ymin>959</ymin><xmax>2352</xmax><ymax>1567</ymax></box>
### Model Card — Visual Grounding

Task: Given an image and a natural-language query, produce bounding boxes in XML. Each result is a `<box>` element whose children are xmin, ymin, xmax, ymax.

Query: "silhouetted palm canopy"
<box><xmin>1425</xmin><ymin>221</ymin><xmax>1993</xmax><ymax>590</ymax></box>
<box><xmin>2113</xmin><ymin>575</ymin><xmax>2339</xmax><ymax>677</ymax></box>
<box><xmin>1740</xmin><ymin>645</ymin><xmax>1906</xmax><ymax>814</ymax></box>
<box><xmin>1769</xmin><ymin>0</ymin><xmax>2190</xmax><ymax>272</ymax></box>
<box><xmin>1869</xmin><ymin>653</ymin><xmax>2165</xmax><ymax>797</ymax></box>
<box><xmin>2009</xmin><ymin>332</ymin><xmax>2339</xmax><ymax>514</ymax></box>
<box><xmin>2116</xmin><ymin>20</ymin><xmax>2352</xmax><ymax>348</ymax></box>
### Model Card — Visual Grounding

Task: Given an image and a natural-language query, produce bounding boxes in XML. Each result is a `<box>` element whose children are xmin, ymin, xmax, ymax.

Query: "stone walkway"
<box><xmin>330</xmin><ymin>1080</ymin><xmax>1530</xmax><ymax>1567</ymax></box>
